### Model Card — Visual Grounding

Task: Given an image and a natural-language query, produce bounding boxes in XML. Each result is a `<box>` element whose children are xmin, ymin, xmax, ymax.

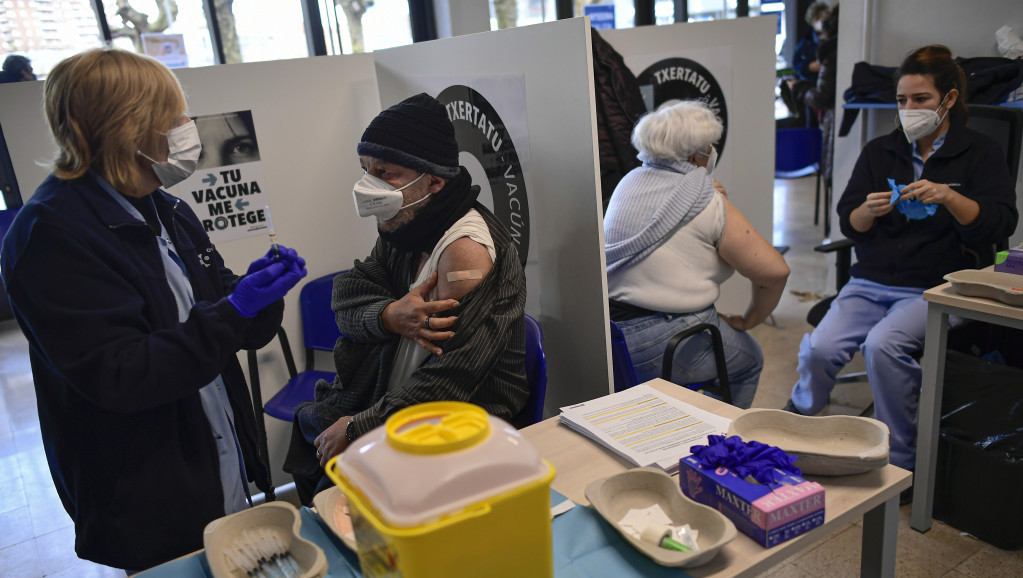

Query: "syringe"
<box><xmin>265</xmin><ymin>205</ymin><xmax>280</xmax><ymax>261</ymax></box>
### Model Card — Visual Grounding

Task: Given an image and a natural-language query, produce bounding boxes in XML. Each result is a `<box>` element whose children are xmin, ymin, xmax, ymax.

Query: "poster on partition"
<box><xmin>626</xmin><ymin>47</ymin><xmax>733</xmax><ymax>158</ymax></box>
<box><xmin>174</xmin><ymin>110</ymin><xmax>272</xmax><ymax>243</ymax></box>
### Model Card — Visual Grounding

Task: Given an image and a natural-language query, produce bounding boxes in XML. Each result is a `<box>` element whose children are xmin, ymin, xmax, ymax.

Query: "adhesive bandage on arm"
<box><xmin>447</xmin><ymin>270</ymin><xmax>483</xmax><ymax>282</ymax></box>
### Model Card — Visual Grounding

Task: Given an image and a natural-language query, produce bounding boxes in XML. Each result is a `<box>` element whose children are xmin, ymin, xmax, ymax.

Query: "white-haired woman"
<box><xmin>604</xmin><ymin>100</ymin><xmax>790</xmax><ymax>408</ymax></box>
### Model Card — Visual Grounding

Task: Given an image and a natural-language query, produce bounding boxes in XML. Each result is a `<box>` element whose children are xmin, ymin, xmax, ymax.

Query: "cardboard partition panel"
<box><xmin>600</xmin><ymin>17</ymin><xmax>778</xmax><ymax>312</ymax></box>
<box><xmin>372</xmin><ymin>17</ymin><xmax>613</xmax><ymax>413</ymax></box>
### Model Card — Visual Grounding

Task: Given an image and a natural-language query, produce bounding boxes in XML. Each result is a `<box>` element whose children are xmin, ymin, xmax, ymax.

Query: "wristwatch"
<box><xmin>345</xmin><ymin>418</ymin><xmax>357</xmax><ymax>443</ymax></box>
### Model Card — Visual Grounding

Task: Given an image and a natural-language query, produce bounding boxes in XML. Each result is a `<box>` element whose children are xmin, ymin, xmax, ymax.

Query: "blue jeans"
<box><xmin>790</xmin><ymin>278</ymin><xmax>959</xmax><ymax>469</ymax></box>
<box><xmin>617</xmin><ymin>306</ymin><xmax>762</xmax><ymax>409</ymax></box>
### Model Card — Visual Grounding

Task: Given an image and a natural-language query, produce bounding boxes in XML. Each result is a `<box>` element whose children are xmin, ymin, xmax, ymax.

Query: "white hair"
<box><xmin>630</xmin><ymin>100</ymin><xmax>723</xmax><ymax>164</ymax></box>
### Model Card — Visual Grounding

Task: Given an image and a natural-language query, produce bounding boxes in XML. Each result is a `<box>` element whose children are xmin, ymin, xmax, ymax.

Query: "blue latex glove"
<box><xmin>887</xmin><ymin>178</ymin><xmax>937</xmax><ymax>220</ymax></box>
<box><xmin>246</xmin><ymin>244</ymin><xmax>303</xmax><ymax>275</ymax></box>
<box><xmin>229</xmin><ymin>259</ymin><xmax>308</xmax><ymax>318</ymax></box>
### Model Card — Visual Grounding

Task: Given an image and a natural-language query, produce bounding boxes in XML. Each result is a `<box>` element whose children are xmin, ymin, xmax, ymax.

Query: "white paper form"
<box><xmin>559</xmin><ymin>384</ymin><xmax>731</xmax><ymax>473</ymax></box>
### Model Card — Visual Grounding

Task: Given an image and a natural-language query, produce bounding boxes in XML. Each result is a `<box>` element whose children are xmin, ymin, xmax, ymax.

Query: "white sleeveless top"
<box><xmin>387</xmin><ymin>209</ymin><xmax>496</xmax><ymax>392</ymax></box>
<box><xmin>607</xmin><ymin>191</ymin><xmax>734</xmax><ymax>314</ymax></box>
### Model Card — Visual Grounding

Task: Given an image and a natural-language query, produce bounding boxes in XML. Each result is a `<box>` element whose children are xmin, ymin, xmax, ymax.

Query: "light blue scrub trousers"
<box><xmin>618</xmin><ymin>306</ymin><xmax>762</xmax><ymax>409</ymax></box>
<box><xmin>790</xmin><ymin>277</ymin><xmax>955</xmax><ymax>470</ymax></box>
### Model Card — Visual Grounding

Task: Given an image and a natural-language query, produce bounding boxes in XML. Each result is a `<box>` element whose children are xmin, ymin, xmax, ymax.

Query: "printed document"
<box><xmin>559</xmin><ymin>384</ymin><xmax>731</xmax><ymax>473</ymax></box>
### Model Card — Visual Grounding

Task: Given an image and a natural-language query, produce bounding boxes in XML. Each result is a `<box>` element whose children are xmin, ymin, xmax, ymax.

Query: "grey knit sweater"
<box><xmin>604</xmin><ymin>156</ymin><xmax>715</xmax><ymax>273</ymax></box>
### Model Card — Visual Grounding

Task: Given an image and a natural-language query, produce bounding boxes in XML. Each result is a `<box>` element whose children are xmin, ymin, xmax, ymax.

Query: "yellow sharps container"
<box><xmin>324</xmin><ymin>401</ymin><xmax>555</xmax><ymax>578</ymax></box>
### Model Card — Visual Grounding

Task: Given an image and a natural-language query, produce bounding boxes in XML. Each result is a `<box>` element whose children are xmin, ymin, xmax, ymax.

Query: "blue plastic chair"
<box><xmin>523</xmin><ymin>314</ymin><xmax>548</xmax><ymax>426</ymax></box>
<box><xmin>246</xmin><ymin>271</ymin><xmax>343</xmax><ymax>500</ymax></box>
<box><xmin>609</xmin><ymin>319</ymin><xmax>731</xmax><ymax>404</ymax></box>
<box><xmin>263</xmin><ymin>272</ymin><xmax>343</xmax><ymax>421</ymax></box>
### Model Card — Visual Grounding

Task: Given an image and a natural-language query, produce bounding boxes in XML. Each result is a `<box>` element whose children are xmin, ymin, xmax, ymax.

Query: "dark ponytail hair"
<box><xmin>895</xmin><ymin>45</ymin><xmax>968</xmax><ymax>123</ymax></box>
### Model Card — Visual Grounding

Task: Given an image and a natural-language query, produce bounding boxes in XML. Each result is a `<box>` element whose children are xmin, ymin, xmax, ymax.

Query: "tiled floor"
<box><xmin>0</xmin><ymin>176</ymin><xmax>1021</xmax><ymax>577</ymax></box>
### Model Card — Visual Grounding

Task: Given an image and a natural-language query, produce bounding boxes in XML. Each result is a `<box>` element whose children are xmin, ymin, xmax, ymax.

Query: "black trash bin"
<box><xmin>933</xmin><ymin>324</ymin><xmax>1023</xmax><ymax>550</ymax></box>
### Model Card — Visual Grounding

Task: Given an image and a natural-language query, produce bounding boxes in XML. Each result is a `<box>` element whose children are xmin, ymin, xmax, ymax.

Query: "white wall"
<box><xmin>372</xmin><ymin>18</ymin><xmax>613</xmax><ymax>413</ymax></box>
<box><xmin>833</xmin><ymin>0</ymin><xmax>1023</xmax><ymax>246</ymax></box>
<box><xmin>601</xmin><ymin>16</ymin><xmax>778</xmax><ymax>313</ymax></box>
<box><xmin>0</xmin><ymin>54</ymin><xmax>383</xmax><ymax>490</ymax></box>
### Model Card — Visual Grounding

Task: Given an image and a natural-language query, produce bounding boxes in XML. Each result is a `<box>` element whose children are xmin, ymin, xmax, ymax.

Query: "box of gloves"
<box><xmin>994</xmin><ymin>245</ymin><xmax>1023</xmax><ymax>276</ymax></box>
<box><xmin>679</xmin><ymin>436</ymin><xmax>825</xmax><ymax>548</ymax></box>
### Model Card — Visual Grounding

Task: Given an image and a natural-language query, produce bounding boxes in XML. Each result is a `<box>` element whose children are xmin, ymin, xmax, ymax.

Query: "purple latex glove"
<box><xmin>229</xmin><ymin>259</ymin><xmax>308</xmax><ymax>318</ymax></box>
<box><xmin>690</xmin><ymin>435</ymin><xmax>801</xmax><ymax>485</ymax></box>
<box><xmin>246</xmin><ymin>245</ymin><xmax>304</xmax><ymax>275</ymax></box>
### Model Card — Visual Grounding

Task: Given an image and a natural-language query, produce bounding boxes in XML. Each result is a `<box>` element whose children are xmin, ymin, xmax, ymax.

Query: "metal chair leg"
<box><xmin>246</xmin><ymin>349</ymin><xmax>275</xmax><ymax>502</ymax></box>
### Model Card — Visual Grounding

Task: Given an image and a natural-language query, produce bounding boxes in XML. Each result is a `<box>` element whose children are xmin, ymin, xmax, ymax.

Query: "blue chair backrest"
<box><xmin>524</xmin><ymin>314</ymin><xmax>547</xmax><ymax>425</ymax></box>
<box><xmin>775</xmin><ymin>128</ymin><xmax>822</xmax><ymax>174</ymax></box>
<box><xmin>610</xmin><ymin>320</ymin><xmax>639</xmax><ymax>392</ymax></box>
<box><xmin>299</xmin><ymin>272</ymin><xmax>344</xmax><ymax>352</ymax></box>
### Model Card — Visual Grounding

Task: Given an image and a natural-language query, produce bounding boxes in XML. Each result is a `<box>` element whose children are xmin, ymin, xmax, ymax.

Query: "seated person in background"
<box><xmin>792</xmin><ymin>2</ymin><xmax>830</xmax><ymax>82</ymax></box>
<box><xmin>285</xmin><ymin>94</ymin><xmax>529</xmax><ymax>504</ymax></box>
<box><xmin>788</xmin><ymin>4</ymin><xmax>839</xmax><ymax>183</ymax></box>
<box><xmin>604</xmin><ymin>100</ymin><xmax>790</xmax><ymax>409</ymax></box>
<box><xmin>0</xmin><ymin>54</ymin><xmax>36</xmax><ymax>83</ymax></box>
<box><xmin>785</xmin><ymin>45</ymin><xmax>1018</xmax><ymax>472</ymax></box>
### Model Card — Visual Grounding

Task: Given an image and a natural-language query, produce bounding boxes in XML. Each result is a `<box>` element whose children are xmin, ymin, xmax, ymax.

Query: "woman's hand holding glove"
<box><xmin>229</xmin><ymin>254</ymin><xmax>308</xmax><ymax>318</ymax></box>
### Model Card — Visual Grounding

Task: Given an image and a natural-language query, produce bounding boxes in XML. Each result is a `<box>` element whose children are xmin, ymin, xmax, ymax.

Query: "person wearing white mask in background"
<box><xmin>785</xmin><ymin>46</ymin><xmax>1017</xmax><ymax>485</ymax></box>
<box><xmin>284</xmin><ymin>93</ymin><xmax>529</xmax><ymax>506</ymax></box>
<box><xmin>604</xmin><ymin>100</ymin><xmax>790</xmax><ymax>410</ymax></box>
<box><xmin>0</xmin><ymin>48</ymin><xmax>307</xmax><ymax>572</ymax></box>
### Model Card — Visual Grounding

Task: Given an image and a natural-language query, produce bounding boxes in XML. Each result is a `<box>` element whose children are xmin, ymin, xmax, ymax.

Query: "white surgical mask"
<box><xmin>899</xmin><ymin>93</ymin><xmax>950</xmax><ymax>143</ymax></box>
<box><xmin>697</xmin><ymin>146</ymin><xmax>718</xmax><ymax>174</ymax></box>
<box><xmin>352</xmin><ymin>172</ymin><xmax>428</xmax><ymax>221</ymax></box>
<box><xmin>138</xmin><ymin>120</ymin><xmax>202</xmax><ymax>189</ymax></box>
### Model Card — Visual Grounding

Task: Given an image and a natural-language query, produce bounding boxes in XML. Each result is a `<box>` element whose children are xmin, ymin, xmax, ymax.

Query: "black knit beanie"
<box><xmin>356</xmin><ymin>93</ymin><xmax>460</xmax><ymax>178</ymax></box>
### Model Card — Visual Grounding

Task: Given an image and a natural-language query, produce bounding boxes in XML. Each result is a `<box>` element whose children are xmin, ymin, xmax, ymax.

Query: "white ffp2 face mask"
<box><xmin>352</xmin><ymin>172</ymin><xmax>428</xmax><ymax>221</ymax></box>
<box><xmin>138</xmin><ymin>120</ymin><xmax>202</xmax><ymax>189</ymax></box>
<box><xmin>899</xmin><ymin>93</ymin><xmax>950</xmax><ymax>143</ymax></box>
<box><xmin>697</xmin><ymin>145</ymin><xmax>718</xmax><ymax>174</ymax></box>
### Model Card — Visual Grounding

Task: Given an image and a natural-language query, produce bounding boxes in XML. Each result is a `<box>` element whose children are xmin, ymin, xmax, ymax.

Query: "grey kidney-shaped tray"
<box><xmin>726</xmin><ymin>409</ymin><xmax>890</xmax><ymax>476</ymax></box>
<box><xmin>584</xmin><ymin>467</ymin><xmax>736</xmax><ymax>568</ymax></box>
<box><xmin>944</xmin><ymin>269</ymin><xmax>1023</xmax><ymax>306</ymax></box>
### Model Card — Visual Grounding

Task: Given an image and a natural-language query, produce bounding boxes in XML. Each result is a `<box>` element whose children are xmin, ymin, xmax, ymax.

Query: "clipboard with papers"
<box><xmin>559</xmin><ymin>384</ymin><xmax>731</xmax><ymax>474</ymax></box>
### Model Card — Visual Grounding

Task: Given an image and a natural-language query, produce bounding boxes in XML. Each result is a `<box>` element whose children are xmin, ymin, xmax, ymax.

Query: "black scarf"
<box><xmin>378</xmin><ymin>167</ymin><xmax>480</xmax><ymax>254</ymax></box>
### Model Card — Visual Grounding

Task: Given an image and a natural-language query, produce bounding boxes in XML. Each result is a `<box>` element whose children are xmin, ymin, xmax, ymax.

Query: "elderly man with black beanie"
<box><xmin>284</xmin><ymin>93</ymin><xmax>529</xmax><ymax>504</ymax></box>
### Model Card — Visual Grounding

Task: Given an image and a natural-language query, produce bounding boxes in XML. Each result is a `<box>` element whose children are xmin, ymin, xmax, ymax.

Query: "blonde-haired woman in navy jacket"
<box><xmin>1</xmin><ymin>48</ymin><xmax>307</xmax><ymax>571</ymax></box>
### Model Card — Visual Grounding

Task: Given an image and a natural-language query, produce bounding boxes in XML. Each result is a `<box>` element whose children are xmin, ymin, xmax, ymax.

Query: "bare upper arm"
<box><xmin>436</xmin><ymin>237</ymin><xmax>494</xmax><ymax>301</ymax></box>
<box><xmin>717</xmin><ymin>197</ymin><xmax>790</xmax><ymax>285</ymax></box>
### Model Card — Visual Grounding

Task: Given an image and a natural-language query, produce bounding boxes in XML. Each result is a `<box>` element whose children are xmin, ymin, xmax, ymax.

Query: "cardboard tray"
<box><xmin>203</xmin><ymin>501</ymin><xmax>327</xmax><ymax>578</ymax></box>
<box><xmin>584</xmin><ymin>467</ymin><xmax>736</xmax><ymax>568</ymax></box>
<box><xmin>944</xmin><ymin>269</ymin><xmax>1023</xmax><ymax>306</ymax></box>
<box><xmin>312</xmin><ymin>486</ymin><xmax>357</xmax><ymax>551</ymax></box>
<box><xmin>726</xmin><ymin>409</ymin><xmax>889</xmax><ymax>475</ymax></box>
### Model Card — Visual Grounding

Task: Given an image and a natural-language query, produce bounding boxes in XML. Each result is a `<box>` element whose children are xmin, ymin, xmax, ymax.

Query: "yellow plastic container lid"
<box><xmin>337</xmin><ymin>402</ymin><xmax>550</xmax><ymax>528</ymax></box>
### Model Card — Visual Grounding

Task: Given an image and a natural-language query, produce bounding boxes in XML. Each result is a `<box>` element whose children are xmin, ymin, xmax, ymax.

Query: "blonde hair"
<box><xmin>631</xmin><ymin>100</ymin><xmax>723</xmax><ymax>164</ymax></box>
<box><xmin>44</xmin><ymin>48</ymin><xmax>186</xmax><ymax>193</ymax></box>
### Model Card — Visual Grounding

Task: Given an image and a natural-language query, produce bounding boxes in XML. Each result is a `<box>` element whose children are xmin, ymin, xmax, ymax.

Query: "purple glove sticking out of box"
<box><xmin>689</xmin><ymin>435</ymin><xmax>801</xmax><ymax>487</ymax></box>
<box><xmin>888</xmin><ymin>178</ymin><xmax>938</xmax><ymax>220</ymax></box>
